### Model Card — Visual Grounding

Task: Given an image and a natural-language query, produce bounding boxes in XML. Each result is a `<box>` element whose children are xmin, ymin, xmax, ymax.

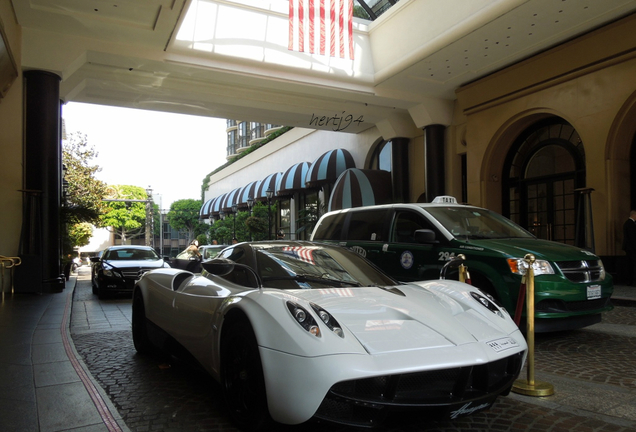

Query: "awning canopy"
<box><xmin>328</xmin><ymin>169</ymin><xmax>392</xmax><ymax>212</ymax></box>
<box><xmin>220</xmin><ymin>187</ymin><xmax>242</xmax><ymax>212</ymax></box>
<box><xmin>210</xmin><ymin>193</ymin><xmax>227</xmax><ymax>216</ymax></box>
<box><xmin>277</xmin><ymin>161</ymin><xmax>310</xmax><ymax>197</ymax></box>
<box><xmin>200</xmin><ymin>197</ymin><xmax>215</xmax><ymax>218</ymax></box>
<box><xmin>306</xmin><ymin>149</ymin><xmax>356</xmax><ymax>188</ymax></box>
<box><xmin>237</xmin><ymin>180</ymin><xmax>261</xmax><ymax>208</ymax></box>
<box><xmin>255</xmin><ymin>172</ymin><xmax>282</xmax><ymax>201</ymax></box>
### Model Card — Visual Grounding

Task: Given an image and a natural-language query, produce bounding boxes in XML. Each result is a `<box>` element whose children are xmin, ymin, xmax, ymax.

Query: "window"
<box><xmin>312</xmin><ymin>212</ymin><xmax>347</xmax><ymax>241</ymax></box>
<box><xmin>370</xmin><ymin>141</ymin><xmax>392</xmax><ymax>172</ymax></box>
<box><xmin>503</xmin><ymin>118</ymin><xmax>585</xmax><ymax>245</ymax></box>
<box><xmin>348</xmin><ymin>210</ymin><xmax>388</xmax><ymax>241</ymax></box>
<box><xmin>391</xmin><ymin>211</ymin><xmax>433</xmax><ymax>243</ymax></box>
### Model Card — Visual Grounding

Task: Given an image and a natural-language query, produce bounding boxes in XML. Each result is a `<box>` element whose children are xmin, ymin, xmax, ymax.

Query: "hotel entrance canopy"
<box><xmin>13</xmin><ymin>0</ymin><xmax>635</xmax><ymax>134</ymax></box>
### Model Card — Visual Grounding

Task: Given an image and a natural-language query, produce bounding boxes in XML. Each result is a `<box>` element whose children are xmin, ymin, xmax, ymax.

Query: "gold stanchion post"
<box><xmin>512</xmin><ymin>253</ymin><xmax>554</xmax><ymax>396</ymax></box>
<box><xmin>457</xmin><ymin>254</ymin><xmax>468</xmax><ymax>283</ymax></box>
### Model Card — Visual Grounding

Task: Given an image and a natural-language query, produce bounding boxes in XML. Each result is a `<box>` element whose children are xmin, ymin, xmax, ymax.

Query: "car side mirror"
<box><xmin>89</xmin><ymin>256</ymin><xmax>100</xmax><ymax>263</ymax></box>
<box><xmin>414</xmin><ymin>229</ymin><xmax>438</xmax><ymax>244</ymax></box>
<box><xmin>201</xmin><ymin>258</ymin><xmax>235</xmax><ymax>276</ymax></box>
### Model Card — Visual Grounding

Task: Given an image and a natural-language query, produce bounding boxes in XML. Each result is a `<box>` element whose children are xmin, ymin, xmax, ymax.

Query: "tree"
<box><xmin>100</xmin><ymin>185</ymin><xmax>149</xmax><ymax>244</ymax></box>
<box><xmin>167</xmin><ymin>199</ymin><xmax>206</xmax><ymax>243</ymax></box>
<box><xmin>68</xmin><ymin>222</ymin><xmax>93</xmax><ymax>248</ymax></box>
<box><xmin>62</xmin><ymin>133</ymin><xmax>108</xmax><ymax>249</ymax></box>
<box><xmin>208</xmin><ymin>201</ymin><xmax>277</xmax><ymax>244</ymax></box>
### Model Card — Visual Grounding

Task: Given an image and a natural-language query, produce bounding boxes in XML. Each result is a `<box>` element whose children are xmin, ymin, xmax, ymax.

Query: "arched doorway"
<box><xmin>502</xmin><ymin>118</ymin><xmax>586</xmax><ymax>245</ymax></box>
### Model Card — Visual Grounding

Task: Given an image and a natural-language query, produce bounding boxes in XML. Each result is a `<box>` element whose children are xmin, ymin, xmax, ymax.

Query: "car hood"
<box><xmin>460</xmin><ymin>237</ymin><xmax>599</xmax><ymax>261</ymax></box>
<box><xmin>290</xmin><ymin>284</ymin><xmax>512</xmax><ymax>355</ymax></box>
<box><xmin>104</xmin><ymin>259</ymin><xmax>166</xmax><ymax>269</ymax></box>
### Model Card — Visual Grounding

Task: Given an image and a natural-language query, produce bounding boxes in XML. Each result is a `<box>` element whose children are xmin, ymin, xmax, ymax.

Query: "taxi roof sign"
<box><xmin>432</xmin><ymin>196</ymin><xmax>458</xmax><ymax>204</ymax></box>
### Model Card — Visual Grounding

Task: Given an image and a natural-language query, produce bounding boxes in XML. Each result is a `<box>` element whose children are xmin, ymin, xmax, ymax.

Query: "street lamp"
<box><xmin>219</xmin><ymin>210</ymin><xmax>226</xmax><ymax>244</ymax></box>
<box><xmin>145</xmin><ymin>186</ymin><xmax>153</xmax><ymax>247</ymax></box>
<box><xmin>266</xmin><ymin>188</ymin><xmax>274</xmax><ymax>240</ymax></box>
<box><xmin>232</xmin><ymin>203</ymin><xmax>238</xmax><ymax>241</ymax></box>
<box><xmin>247</xmin><ymin>196</ymin><xmax>254</xmax><ymax>241</ymax></box>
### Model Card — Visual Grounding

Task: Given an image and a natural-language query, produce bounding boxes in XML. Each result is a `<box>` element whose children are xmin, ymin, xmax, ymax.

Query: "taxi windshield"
<box><xmin>425</xmin><ymin>207</ymin><xmax>535</xmax><ymax>240</ymax></box>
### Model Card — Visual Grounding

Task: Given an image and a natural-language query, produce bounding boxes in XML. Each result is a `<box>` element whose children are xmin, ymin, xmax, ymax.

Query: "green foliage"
<box><xmin>196</xmin><ymin>233</ymin><xmax>208</xmax><ymax>245</ymax></box>
<box><xmin>167</xmin><ymin>199</ymin><xmax>206</xmax><ymax>243</ymax></box>
<box><xmin>62</xmin><ymin>133</ymin><xmax>107</xmax><ymax>226</ymax></box>
<box><xmin>207</xmin><ymin>201</ymin><xmax>277</xmax><ymax>244</ymax></box>
<box><xmin>100</xmin><ymin>185</ymin><xmax>148</xmax><ymax>244</ymax></box>
<box><xmin>68</xmin><ymin>222</ymin><xmax>93</xmax><ymax>248</ymax></box>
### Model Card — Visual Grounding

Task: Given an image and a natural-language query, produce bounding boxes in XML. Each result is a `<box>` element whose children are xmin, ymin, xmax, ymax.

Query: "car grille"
<box><xmin>536</xmin><ymin>297</ymin><xmax>611</xmax><ymax>313</ymax></box>
<box><xmin>120</xmin><ymin>268</ymin><xmax>152</xmax><ymax>280</ymax></box>
<box><xmin>314</xmin><ymin>352</ymin><xmax>524</xmax><ymax>427</ymax></box>
<box><xmin>554</xmin><ymin>260</ymin><xmax>604</xmax><ymax>283</ymax></box>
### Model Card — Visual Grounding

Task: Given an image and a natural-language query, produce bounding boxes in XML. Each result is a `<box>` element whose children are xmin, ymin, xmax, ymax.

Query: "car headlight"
<box><xmin>102</xmin><ymin>266</ymin><xmax>121</xmax><ymax>278</ymax></box>
<box><xmin>507</xmin><ymin>258</ymin><xmax>554</xmax><ymax>276</ymax></box>
<box><xmin>596</xmin><ymin>259</ymin><xmax>606</xmax><ymax>281</ymax></box>
<box><xmin>310</xmin><ymin>303</ymin><xmax>344</xmax><ymax>338</ymax></box>
<box><xmin>287</xmin><ymin>301</ymin><xmax>320</xmax><ymax>337</ymax></box>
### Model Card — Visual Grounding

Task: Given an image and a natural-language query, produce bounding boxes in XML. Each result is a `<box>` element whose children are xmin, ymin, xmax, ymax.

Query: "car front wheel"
<box><xmin>221</xmin><ymin>319</ymin><xmax>270</xmax><ymax>431</ymax></box>
<box><xmin>132</xmin><ymin>290</ymin><xmax>153</xmax><ymax>355</ymax></box>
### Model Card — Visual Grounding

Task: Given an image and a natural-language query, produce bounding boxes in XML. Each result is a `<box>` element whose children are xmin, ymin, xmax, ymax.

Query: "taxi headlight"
<box><xmin>507</xmin><ymin>258</ymin><xmax>554</xmax><ymax>276</ymax></box>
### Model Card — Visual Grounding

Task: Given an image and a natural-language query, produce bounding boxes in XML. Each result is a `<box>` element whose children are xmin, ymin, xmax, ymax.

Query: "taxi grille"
<box><xmin>536</xmin><ymin>297</ymin><xmax>611</xmax><ymax>313</ymax></box>
<box><xmin>315</xmin><ymin>352</ymin><xmax>524</xmax><ymax>426</ymax></box>
<box><xmin>554</xmin><ymin>260</ymin><xmax>604</xmax><ymax>283</ymax></box>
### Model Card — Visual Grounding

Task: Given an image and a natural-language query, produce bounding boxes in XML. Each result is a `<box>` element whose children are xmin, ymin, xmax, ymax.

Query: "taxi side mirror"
<box><xmin>414</xmin><ymin>229</ymin><xmax>438</xmax><ymax>244</ymax></box>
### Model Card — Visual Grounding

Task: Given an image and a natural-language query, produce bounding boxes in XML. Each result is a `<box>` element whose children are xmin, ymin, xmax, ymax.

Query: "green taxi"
<box><xmin>310</xmin><ymin>196</ymin><xmax>613</xmax><ymax>332</ymax></box>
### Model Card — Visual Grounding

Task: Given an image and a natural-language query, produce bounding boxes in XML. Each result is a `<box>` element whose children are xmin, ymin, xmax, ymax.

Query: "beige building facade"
<box><xmin>1</xmin><ymin>1</ymin><xmax>636</xmax><ymax>290</ymax></box>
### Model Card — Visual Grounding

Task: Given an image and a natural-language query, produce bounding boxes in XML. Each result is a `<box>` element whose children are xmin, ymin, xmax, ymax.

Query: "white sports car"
<box><xmin>132</xmin><ymin>241</ymin><xmax>527</xmax><ymax>430</ymax></box>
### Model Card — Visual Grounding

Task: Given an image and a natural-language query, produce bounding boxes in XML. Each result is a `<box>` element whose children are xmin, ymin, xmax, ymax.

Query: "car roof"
<box><xmin>105</xmin><ymin>245</ymin><xmax>154</xmax><ymax>250</ymax></box>
<box><xmin>322</xmin><ymin>201</ymin><xmax>483</xmax><ymax>216</ymax></box>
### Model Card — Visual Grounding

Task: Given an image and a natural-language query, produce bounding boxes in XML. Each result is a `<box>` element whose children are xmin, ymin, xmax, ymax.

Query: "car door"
<box><xmin>382</xmin><ymin>210</ymin><xmax>441</xmax><ymax>282</ymax></box>
<box><xmin>342</xmin><ymin>209</ymin><xmax>391</xmax><ymax>267</ymax></box>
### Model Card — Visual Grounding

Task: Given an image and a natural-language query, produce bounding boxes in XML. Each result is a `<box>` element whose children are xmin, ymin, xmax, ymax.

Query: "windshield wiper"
<box><xmin>262</xmin><ymin>274</ymin><xmax>362</xmax><ymax>287</ymax></box>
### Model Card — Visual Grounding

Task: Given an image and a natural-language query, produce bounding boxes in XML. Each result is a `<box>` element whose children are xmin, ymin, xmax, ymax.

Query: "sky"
<box><xmin>63</xmin><ymin>102</ymin><xmax>227</xmax><ymax>211</ymax></box>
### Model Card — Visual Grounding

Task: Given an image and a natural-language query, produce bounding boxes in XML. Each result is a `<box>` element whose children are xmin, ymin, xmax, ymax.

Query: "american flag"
<box><xmin>282</xmin><ymin>246</ymin><xmax>316</xmax><ymax>265</ymax></box>
<box><xmin>288</xmin><ymin>0</ymin><xmax>355</xmax><ymax>60</ymax></box>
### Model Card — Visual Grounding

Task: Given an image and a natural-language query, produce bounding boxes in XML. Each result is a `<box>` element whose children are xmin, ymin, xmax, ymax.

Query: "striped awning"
<box><xmin>237</xmin><ymin>180</ymin><xmax>262</xmax><ymax>207</ymax></box>
<box><xmin>255</xmin><ymin>172</ymin><xmax>283</xmax><ymax>201</ymax></box>
<box><xmin>210</xmin><ymin>193</ymin><xmax>227</xmax><ymax>216</ymax></box>
<box><xmin>200</xmin><ymin>197</ymin><xmax>215</xmax><ymax>218</ymax></box>
<box><xmin>328</xmin><ymin>169</ymin><xmax>392</xmax><ymax>212</ymax></box>
<box><xmin>306</xmin><ymin>149</ymin><xmax>356</xmax><ymax>188</ymax></box>
<box><xmin>277</xmin><ymin>161</ymin><xmax>310</xmax><ymax>197</ymax></box>
<box><xmin>220</xmin><ymin>187</ymin><xmax>242</xmax><ymax>212</ymax></box>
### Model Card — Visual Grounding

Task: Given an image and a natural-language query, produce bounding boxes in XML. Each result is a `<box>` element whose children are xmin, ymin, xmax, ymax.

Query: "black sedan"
<box><xmin>91</xmin><ymin>245</ymin><xmax>170</xmax><ymax>299</ymax></box>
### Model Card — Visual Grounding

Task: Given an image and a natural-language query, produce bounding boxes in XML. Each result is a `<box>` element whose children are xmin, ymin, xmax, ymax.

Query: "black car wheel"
<box><xmin>221</xmin><ymin>319</ymin><xmax>270</xmax><ymax>431</ymax></box>
<box><xmin>132</xmin><ymin>290</ymin><xmax>153</xmax><ymax>355</ymax></box>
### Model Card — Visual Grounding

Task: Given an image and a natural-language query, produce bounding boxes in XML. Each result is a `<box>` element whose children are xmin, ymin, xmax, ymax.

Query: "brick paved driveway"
<box><xmin>70</xmin><ymin>271</ymin><xmax>636</xmax><ymax>432</ymax></box>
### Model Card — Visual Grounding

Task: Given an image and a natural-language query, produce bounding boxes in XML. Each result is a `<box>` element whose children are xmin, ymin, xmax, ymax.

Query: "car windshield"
<box><xmin>104</xmin><ymin>248</ymin><xmax>160</xmax><ymax>261</ymax></box>
<box><xmin>425</xmin><ymin>206</ymin><xmax>535</xmax><ymax>240</ymax></box>
<box><xmin>202</xmin><ymin>246</ymin><xmax>224</xmax><ymax>260</ymax></box>
<box><xmin>256</xmin><ymin>245</ymin><xmax>396</xmax><ymax>289</ymax></box>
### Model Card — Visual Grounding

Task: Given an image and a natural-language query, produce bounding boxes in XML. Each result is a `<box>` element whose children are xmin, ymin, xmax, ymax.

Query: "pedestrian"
<box><xmin>277</xmin><ymin>230</ymin><xmax>285</xmax><ymax>240</ymax></box>
<box><xmin>622</xmin><ymin>209</ymin><xmax>636</xmax><ymax>286</ymax></box>
<box><xmin>176</xmin><ymin>240</ymin><xmax>201</xmax><ymax>260</ymax></box>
